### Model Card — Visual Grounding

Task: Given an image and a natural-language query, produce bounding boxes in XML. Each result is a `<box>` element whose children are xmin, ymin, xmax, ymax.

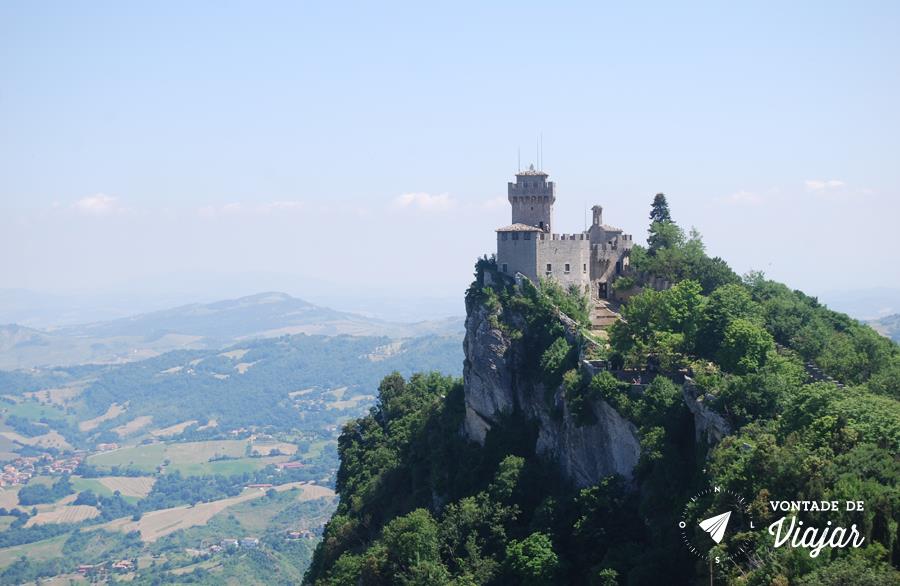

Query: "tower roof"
<box><xmin>496</xmin><ymin>223</ymin><xmax>544</xmax><ymax>232</ymax></box>
<box><xmin>516</xmin><ymin>163</ymin><xmax>548</xmax><ymax>177</ymax></box>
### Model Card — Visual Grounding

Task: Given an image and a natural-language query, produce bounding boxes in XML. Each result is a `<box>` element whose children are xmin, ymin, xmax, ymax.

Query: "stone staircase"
<box><xmin>590</xmin><ymin>299</ymin><xmax>621</xmax><ymax>331</ymax></box>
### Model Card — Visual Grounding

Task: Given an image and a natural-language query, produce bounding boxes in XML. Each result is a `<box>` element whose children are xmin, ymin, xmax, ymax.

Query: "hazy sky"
<box><xmin>2</xmin><ymin>1</ymin><xmax>899</xmax><ymax>318</ymax></box>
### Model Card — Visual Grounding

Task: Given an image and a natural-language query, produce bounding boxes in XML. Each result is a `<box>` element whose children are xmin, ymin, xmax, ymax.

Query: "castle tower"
<box><xmin>591</xmin><ymin>205</ymin><xmax>603</xmax><ymax>226</ymax></box>
<box><xmin>508</xmin><ymin>164</ymin><xmax>555</xmax><ymax>231</ymax></box>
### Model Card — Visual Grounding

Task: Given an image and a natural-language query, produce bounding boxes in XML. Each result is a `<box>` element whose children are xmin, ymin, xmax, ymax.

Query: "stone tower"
<box><xmin>508</xmin><ymin>164</ymin><xmax>555</xmax><ymax>231</ymax></box>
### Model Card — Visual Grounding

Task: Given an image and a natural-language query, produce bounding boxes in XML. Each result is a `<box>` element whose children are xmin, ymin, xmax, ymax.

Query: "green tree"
<box><xmin>647</xmin><ymin>221</ymin><xmax>684</xmax><ymax>255</ymax></box>
<box><xmin>504</xmin><ymin>532</ymin><xmax>559</xmax><ymax>586</ymax></box>
<box><xmin>379</xmin><ymin>509</ymin><xmax>446</xmax><ymax>580</ymax></box>
<box><xmin>649</xmin><ymin>192</ymin><xmax>671</xmax><ymax>223</ymax></box>
<box><xmin>698</xmin><ymin>284</ymin><xmax>762</xmax><ymax>357</ymax></box>
<box><xmin>717</xmin><ymin>318</ymin><xmax>774</xmax><ymax>374</ymax></box>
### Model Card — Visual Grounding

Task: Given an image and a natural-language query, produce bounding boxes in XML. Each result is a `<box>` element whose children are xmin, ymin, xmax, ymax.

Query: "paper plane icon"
<box><xmin>698</xmin><ymin>510</ymin><xmax>731</xmax><ymax>544</ymax></box>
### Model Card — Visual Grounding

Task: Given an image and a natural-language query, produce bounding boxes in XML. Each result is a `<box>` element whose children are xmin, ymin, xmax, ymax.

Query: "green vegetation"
<box><xmin>17</xmin><ymin>475</ymin><xmax>73</xmax><ymax>506</ymax></box>
<box><xmin>307</xmin><ymin>195</ymin><xmax>899</xmax><ymax>585</ymax></box>
<box><xmin>3</xmin><ymin>414</ymin><xmax>50</xmax><ymax>437</ymax></box>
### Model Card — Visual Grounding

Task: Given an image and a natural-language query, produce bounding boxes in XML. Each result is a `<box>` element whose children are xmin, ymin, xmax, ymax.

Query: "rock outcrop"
<box><xmin>462</xmin><ymin>295</ymin><xmax>642</xmax><ymax>487</ymax></box>
<box><xmin>682</xmin><ymin>377</ymin><xmax>732</xmax><ymax>444</ymax></box>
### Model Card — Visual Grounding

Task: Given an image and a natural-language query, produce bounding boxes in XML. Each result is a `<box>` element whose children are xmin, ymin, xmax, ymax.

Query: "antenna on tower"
<box><xmin>540</xmin><ymin>132</ymin><xmax>543</xmax><ymax>171</ymax></box>
<box><xmin>517</xmin><ymin>148</ymin><xmax>521</xmax><ymax>172</ymax></box>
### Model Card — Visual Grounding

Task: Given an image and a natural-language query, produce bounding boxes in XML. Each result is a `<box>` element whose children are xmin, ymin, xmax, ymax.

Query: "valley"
<box><xmin>0</xmin><ymin>295</ymin><xmax>464</xmax><ymax>583</ymax></box>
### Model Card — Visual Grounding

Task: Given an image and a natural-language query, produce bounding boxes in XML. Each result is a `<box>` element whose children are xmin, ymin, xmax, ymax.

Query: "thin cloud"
<box><xmin>197</xmin><ymin>200</ymin><xmax>306</xmax><ymax>217</ymax></box>
<box><xmin>719</xmin><ymin>190</ymin><xmax>764</xmax><ymax>206</ymax></box>
<box><xmin>392</xmin><ymin>192</ymin><xmax>456</xmax><ymax>212</ymax></box>
<box><xmin>481</xmin><ymin>196</ymin><xmax>508</xmax><ymax>210</ymax></box>
<box><xmin>805</xmin><ymin>179</ymin><xmax>846</xmax><ymax>192</ymax></box>
<box><xmin>73</xmin><ymin>193</ymin><xmax>124</xmax><ymax>216</ymax></box>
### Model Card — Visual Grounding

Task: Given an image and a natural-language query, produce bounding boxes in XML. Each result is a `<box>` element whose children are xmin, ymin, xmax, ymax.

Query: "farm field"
<box><xmin>0</xmin><ymin>534</ymin><xmax>67</xmax><ymax>568</ymax></box>
<box><xmin>112</xmin><ymin>415</ymin><xmax>153</xmax><ymax>437</ymax></box>
<box><xmin>23</xmin><ymin>384</ymin><xmax>84</xmax><ymax>406</ymax></box>
<box><xmin>25</xmin><ymin>504</ymin><xmax>99</xmax><ymax>527</ymax></box>
<box><xmin>70</xmin><ymin>476</ymin><xmax>115</xmax><ymax>498</ymax></box>
<box><xmin>150</xmin><ymin>420</ymin><xmax>198</xmax><ymax>438</ymax></box>
<box><xmin>0</xmin><ymin>487</ymin><xmax>21</xmax><ymax>509</ymax></box>
<box><xmin>250</xmin><ymin>439</ymin><xmax>297</xmax><ymax>456</ymax></box>
<box><xmin>79</xmin><ymin>402</ymin><xmax>127</xmax><ymax>431</ymax></box>
<box><xmin>69</xmin><ymin>475</ymin><xmax>156</xmax><ymax>500</ymax></box>
<box><xmin>100</xmin><ymin>481</ymin><xmax>333</xmax><ymax>542</ymax></box>
<box><xmin>99</xmin><ymin>475</ymin><xmax>156</xmax><ymax>498</ymax></box>
<box><xmin>0</xmin><ymin>429</ymin><xmax>72</xmax><ymax>450</ymax></box>
<box><xmin>86</xmin><ymin>439</ymin><xmax>293</xmax><ymax>476</ymax></box>
<box><xmin>1</xmin><ymin>398</ymin><xmax>70</xmax><ymax>421</ymax></box>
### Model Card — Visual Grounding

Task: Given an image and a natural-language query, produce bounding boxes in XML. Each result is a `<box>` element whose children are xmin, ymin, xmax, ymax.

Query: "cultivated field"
<box><xmin>113</xmin><ymin>415</ymin><xmax>153</xmax><ymax>437</ymax></box>
<box><xmin>25</xmin><ymin>505</ymin><xmax>100</xmax><ymax>527</ymax></box>
<box><xmin>87</xmin><ymin>439</ymin><xmax>289</xmax><ymax>476</ymax></box>
<box><xmin>0</xmin><ymin>487</ymin><xmax>21</xmax><ymax>509</ymax></box>
<box><xmin>0</xmin><ymin>534</ymin><xmax>67</xmax><ymax>568</ymax></box>
<box><xmin>79</xmin><ymin>402</ymin><xmax>127</xmax><ymax>431</ymax></box>
<box><xmin>0</xmin><ymin>429</ymin><xmax>72</xmax><ymax>450</ymax></box>
<box><xmin>151</xmin><ymin>420</ymin><xmax>198</xmax><ymax>438</ymax></box>
<box><xmin>250</xmin><ymin>440</ymin><xmax>298</xmax><ymax>456</ymax></box>
<box><xmin>98</xmin><ymin>476</ymin><xmax>156</xmax><ymax>498</ymax></box>
<box><xmin>24</xmin><ymin>384</ymin><xmax>84</xmax><ymax>406</ymax></box>
<box><xmin>101</xmin><ymin>482</ymin><xmax>333</xmax><ymax>542</ymax></box>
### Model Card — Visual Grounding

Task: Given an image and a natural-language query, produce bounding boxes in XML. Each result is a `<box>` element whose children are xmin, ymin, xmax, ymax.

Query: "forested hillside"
<box><xmin>305</xmin><ymin>198</ymin><xmax>899</xmax><ymax>585</ymax></box>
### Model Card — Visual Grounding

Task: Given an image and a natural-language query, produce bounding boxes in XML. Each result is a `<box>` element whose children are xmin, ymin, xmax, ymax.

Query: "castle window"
<box><xmin>583</xmin><ymin>264</ymin><xmax>587</xmax><ymax>273</ymax></box>
<box><xmin>524</xmin><ymin>232</ymin><xmax>530</xmax><ymax>240</ymax></box>
<box><xmin>564</xmin><ymin>263</ymin><xmax>570</xmax><ymax>273</ymax></box>
<box><xmin>501</xmin><ymin>263</ymin><xmax>508</xmax><ymax>273</ymax></box>
<box><xmin>501</xmin><ymin>233</ymin><xmax>508</xmax><ymax>241</ymax></box>
<box><xmin>546</xmin><ymin>263</ymin><xmax>552</xmax><ymax>273</ymax></box>
<box><xmin>512</xmin><ymin>233</ymin><xmax>519</xmax><ymax>240</ymax></box>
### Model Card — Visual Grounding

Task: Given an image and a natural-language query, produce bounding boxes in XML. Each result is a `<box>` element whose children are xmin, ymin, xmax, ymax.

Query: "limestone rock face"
<box><xmin>462</xmin><ymin>296</ymin><xmax>642</xmax><ymax>487</ymax></box>
<box><xmin>461</xmin><ymin>300</ymin><xmax>516</xmax><ymax>444</ymax></box>
<box><xmin>682</xmin><ymin>377</ymin><xmax>732</xmax><ymax>444</ymax></box>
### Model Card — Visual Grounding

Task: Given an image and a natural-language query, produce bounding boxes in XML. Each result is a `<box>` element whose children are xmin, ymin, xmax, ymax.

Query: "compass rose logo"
<box><xmin>679</xmin><ymin>485</ymin><xmax>756</xmax><ymax>564</ymax></box>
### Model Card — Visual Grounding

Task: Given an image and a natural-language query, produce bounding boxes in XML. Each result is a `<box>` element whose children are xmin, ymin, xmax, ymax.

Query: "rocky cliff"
<box><xmin>461</xmin><ymin>295</ymin><xmax>642</xmax><ymax>487</ymax></box>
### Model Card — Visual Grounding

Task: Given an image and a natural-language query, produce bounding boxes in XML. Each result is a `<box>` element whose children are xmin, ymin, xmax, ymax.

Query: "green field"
<box><xmin>88</xmin><ymin>443</ymin><xmax>167</xmax><ymax>472</ymax></box>
<box><xmin>303</xmin><ymin>440</ymin><xmax>332</xmax><ymax>459</ymax></box>
<box><xmin>2</xmin><ymin>399</ymin><xmax>69</xmax><ymax>421</ymax></box>
<box><xmin>87</xmin><ymin>439</ymin><xmax>291</xmax><ymax>476</ymax></box>
<box><xmin>70</xmin><ymin>476</ymin><xmax>116</xmax><ymax>499</ymax></box>
<box><xmin>0</xmin><ymin>533</ymin><xmax>67</xmax><ymax>568</ymax></box>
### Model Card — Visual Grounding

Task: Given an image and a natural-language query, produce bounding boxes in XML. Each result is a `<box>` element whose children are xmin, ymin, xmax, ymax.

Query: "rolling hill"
<box><xmin>869</xmin><ymin>313</ymin><xmax>900</xmax><ymax>342</ymax></box>
<box><xmin>0</xmin><ymin>292</ymin><xmax>463</xmax><ymax>370</ymax></box>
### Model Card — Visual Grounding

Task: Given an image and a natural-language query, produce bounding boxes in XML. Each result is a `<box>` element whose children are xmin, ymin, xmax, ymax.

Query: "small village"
<box><xmin>0</xmin><ymin>452</ymin><xmax>85</xmax><ymax>487</ymax></box>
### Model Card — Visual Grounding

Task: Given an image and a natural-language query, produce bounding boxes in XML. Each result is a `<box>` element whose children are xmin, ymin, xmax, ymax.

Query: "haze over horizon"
<box><xmin>3</xmin><ymin>1</ymin><xmax>899</xmax><ymax>320</ymax></box>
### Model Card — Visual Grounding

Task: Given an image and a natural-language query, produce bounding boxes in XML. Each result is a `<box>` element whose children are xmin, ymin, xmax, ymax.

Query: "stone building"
<box><xmin>495</xmin><ymin>165</ymin><xmax>633</xmax><ymax>299</ymax></box>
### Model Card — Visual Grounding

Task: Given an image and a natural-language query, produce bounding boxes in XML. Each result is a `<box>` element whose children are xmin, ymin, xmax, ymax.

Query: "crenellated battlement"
<box><xmin>508</xmin><ymin>181</ymin><xmax>555</xmax><ymax>197</ymax></box>
<box><xmin>540</xmin><ymin>233</ymin><xmax>587</xmax><ymax>241</ymax></box>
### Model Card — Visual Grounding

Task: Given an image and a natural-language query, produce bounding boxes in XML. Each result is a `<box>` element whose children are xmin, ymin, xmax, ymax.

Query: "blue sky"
<box><xmin>2</xmin><ymin>1</ymin><xmax>899</xmax><ymax>319</ymax></box>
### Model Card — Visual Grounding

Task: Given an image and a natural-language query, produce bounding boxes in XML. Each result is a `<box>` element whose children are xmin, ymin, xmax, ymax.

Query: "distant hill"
<box><xmin>819</xmin><ymin>287</ymin><xmax>900</xmax><ymax>321</ymax></box>
<box><xmin>0</xmin><ymin>292</ymin><xmax>463</xmax><ymax>370</ymax></box>
<box><xmin>0</xmin><ymin>331</ymin><xmax>464</xmax><ymax>438</ymax></box>
<box><xmin>869</xmin><ymin>313</ymin><xmax>900</xmax><ymax>342</ymax></box>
